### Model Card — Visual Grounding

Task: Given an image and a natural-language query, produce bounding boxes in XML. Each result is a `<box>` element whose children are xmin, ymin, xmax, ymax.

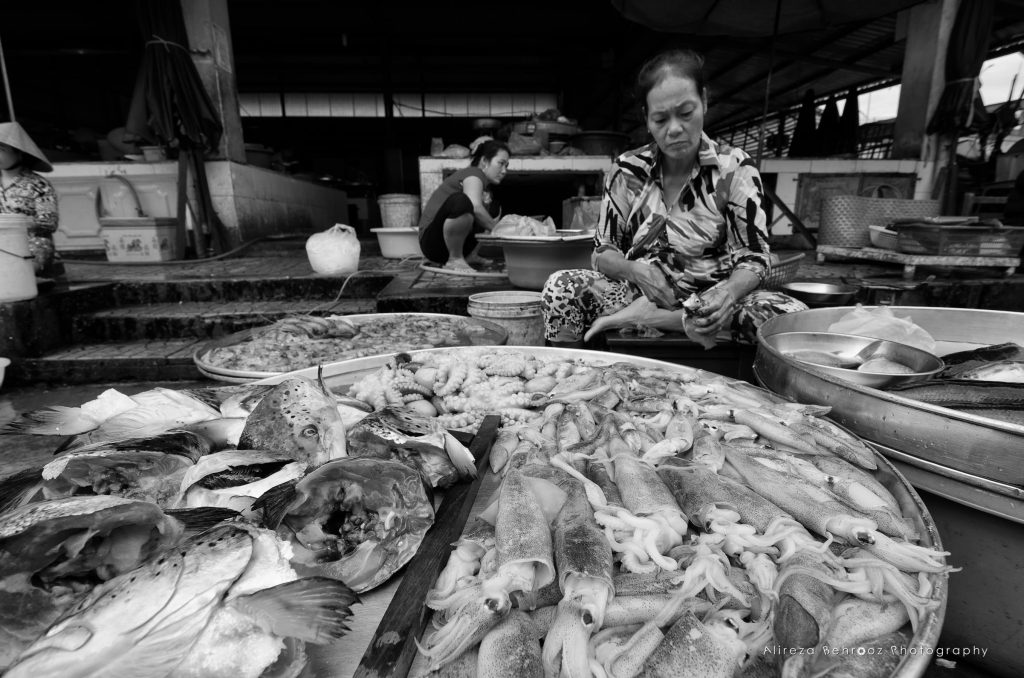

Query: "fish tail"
<box><xmin>232</xmin><ymin>576</ymin><xmax>360</xmax><ymax>644</ymax></box>
<box><xmin>0</xmin><ymin>468</ymin><xmax>43</xmax><ymax>513</ymax></box>
<box><xmin>251</xmin><ymin>479</ymin><xmax>301</xmax><ymax>528</ymax></box>
<box><xmin>1</xmin><ymin>406</ymin><xmax>101</xmax><ymax>436</ymax></box>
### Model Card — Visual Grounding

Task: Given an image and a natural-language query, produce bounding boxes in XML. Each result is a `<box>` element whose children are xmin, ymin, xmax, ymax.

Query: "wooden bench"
<box><xmin>603</xmin><ymin>330</ymin><xmax>757</xmax><ymax>381</ymax></box>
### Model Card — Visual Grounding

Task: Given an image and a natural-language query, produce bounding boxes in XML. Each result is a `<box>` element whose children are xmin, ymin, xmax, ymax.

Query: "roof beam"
<box><xmin>708</xmin><ymin>30</ymin><xmax>901</xmax><ymax>131</ymax></box>
<box><xmin>711</xmin><ymin>20</ymin><xmax>875</xmax><ymax>105</ymax></box>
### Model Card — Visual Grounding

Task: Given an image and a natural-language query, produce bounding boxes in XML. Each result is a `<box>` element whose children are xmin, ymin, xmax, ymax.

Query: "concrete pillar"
<box><xmin>180</xmin><ymin>0</ymin><xmax>246</xmax><ymax>163</ymax></box>
<box><xmin>891</xmin><ymin>0</ymin><xmax>960</xmax><ymax>160</ymax></box>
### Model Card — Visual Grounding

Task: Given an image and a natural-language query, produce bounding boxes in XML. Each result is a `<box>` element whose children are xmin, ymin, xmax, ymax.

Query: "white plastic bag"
<box><xmin>826</xmin><ymin>304</ymin><xmax>937</xmax><ymax>353</ymax></box>
<box><xmin>306</xmin><ymin>224</ymin><xmax>360</xmax><ymax>276</ymax></box>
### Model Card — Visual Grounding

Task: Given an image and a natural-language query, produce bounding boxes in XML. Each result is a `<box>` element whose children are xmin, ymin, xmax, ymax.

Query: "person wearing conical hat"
<box><xmin>0</xmin><ymin>122</ymin><xmax>59</xmax><ymax>275</ymax></box>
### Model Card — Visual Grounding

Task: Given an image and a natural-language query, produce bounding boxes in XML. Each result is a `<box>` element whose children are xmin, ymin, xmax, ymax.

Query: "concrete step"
<box><xmin>108</xmin><ymin>272</ymin><xmax>394</xmax><ymax>305</ymax></box>
<box><xmin>71</xmin><ymin>298</ymin><xmax>380</xmax><ymax>342</ymax></box>
<box><xmin>9</xmin><ymin>339</ymin><xmax>206</xmax><ymax>386</ymax></box>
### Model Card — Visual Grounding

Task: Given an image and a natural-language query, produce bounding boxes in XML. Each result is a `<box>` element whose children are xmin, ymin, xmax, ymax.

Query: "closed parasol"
<box><xmin>125</xmin><ymin>0</ymin><xmax>227</xmax><ymax>256</ymax></box>
<box><xmin>837</xmin><ymin>88</ymin><xmax>860</xmax><ymax>156</ymax></box>
<box><xmin>815</xmin><ymin>95</ymin><xmax>841</xmax><ymax>157</ymax></box>
<box><xmin>788</xmin><ymin>89</ymin><xmax>818</xmax><ymax>157</ymax></box>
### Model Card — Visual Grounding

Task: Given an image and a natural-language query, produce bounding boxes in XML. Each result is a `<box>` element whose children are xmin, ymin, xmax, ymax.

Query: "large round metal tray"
<box><xmin>193</xmin><ymin>313</ymin><xmax>509</xmax><ymax>384</ymax></box>
<box><xmin>754</xmin><ymin>306</ymin><xmax>1024</xmax><ymax>488</ymax></box>
<box><xmin>256</xmin><ymin>346</ymin><xmax>946</xmax><ymax>678</ymax></box>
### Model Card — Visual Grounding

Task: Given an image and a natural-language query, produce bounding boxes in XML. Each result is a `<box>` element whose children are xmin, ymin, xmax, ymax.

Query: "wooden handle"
<box><xmin>353</xmin><ymin>414</ymin><xmax>501</xmax><ymax>678</ymax></box>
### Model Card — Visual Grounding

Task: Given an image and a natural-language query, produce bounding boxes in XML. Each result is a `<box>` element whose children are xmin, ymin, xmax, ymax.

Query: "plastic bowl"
<box><xmin>502</xmin><ymin>239</ymin><xmax>595</xmax><ymax>290</ymax></box>
<box><xmin>761</xmin><ymin>331</ymin><xmax>944</xmax><ymax>389</ymax></box>
<box><xmin>371</xmin><ymin>228</ymin><xmax>422</xmax><ymax>259</ymax></box>
<box><xmin>868</xmin><ymin>224</ymin><xmax>899</xmax><ymax>250</ymax></box>
<box><xmin>782</xmin><ymin>281</ymin><xmax>859</xmax><ymax>307</ymax></box>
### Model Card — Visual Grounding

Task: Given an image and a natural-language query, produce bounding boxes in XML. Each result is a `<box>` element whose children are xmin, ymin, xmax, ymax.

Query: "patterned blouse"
<box><xmin>594</xmin><ymin>132</ymin><xmax>771</xmax><ymax>302</ymax></box>
<box><xmin>0</xmin><ymin>167</ymin><xmax>59</xmax><ymax>235</ymax></box>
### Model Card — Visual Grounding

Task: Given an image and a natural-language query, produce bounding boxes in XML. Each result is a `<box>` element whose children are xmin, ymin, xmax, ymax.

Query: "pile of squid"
<box><xmin>343</xmin><ymin>348</ymin><xmax>955</xmax><ymax>678</ymax></box>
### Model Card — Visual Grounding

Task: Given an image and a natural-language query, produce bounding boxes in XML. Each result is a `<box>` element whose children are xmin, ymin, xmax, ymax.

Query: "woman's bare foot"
<box><xmin>443</xmin><ymin>258</ymin><xmax>476</xmax><ymax>272</ymax></box>
<box><xmin>465</xmin><ymin>254</ymin><xmax>495</xmax><ymax>268</ymax></box>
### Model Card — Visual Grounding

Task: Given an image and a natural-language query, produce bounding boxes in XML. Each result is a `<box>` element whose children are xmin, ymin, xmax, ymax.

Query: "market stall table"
<box><xmin>815</xmin><ymin>244</ymin><xmax>1020</xmax><ymax>279</ymax></box>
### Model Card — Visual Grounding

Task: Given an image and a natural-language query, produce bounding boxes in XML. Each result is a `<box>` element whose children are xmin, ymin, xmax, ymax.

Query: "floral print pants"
<box><xmin>540</xmin><ymin>268</ymin><xmax>808</xmax><ymax>344</ymax></box>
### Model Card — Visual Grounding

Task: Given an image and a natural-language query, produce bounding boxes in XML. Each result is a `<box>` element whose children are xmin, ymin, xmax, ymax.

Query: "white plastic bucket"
<box><xmin>467</xmin><ymin>291</ymin><xmax>545</xmax><ymax>346</ymax></box>
<box><xmin>0</xmin><ymin>215</ymin><xmax>39</xmax><ymax>303</ymax></box>
<box><xmin>377</xmin><ymin>193</ymin><xmax>421</xmax><ymax>230</ymax></box>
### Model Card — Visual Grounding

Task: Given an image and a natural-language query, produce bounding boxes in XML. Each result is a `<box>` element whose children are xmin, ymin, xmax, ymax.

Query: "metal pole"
<box><xmin>0</xmin><ymin>30</ymin><xmax>15</xmax><ymax>121</ymax></box>
<box><xmin>755</xmin><ymin>0</ymin><xmax>783</xmax><ymax>167</ymax></box>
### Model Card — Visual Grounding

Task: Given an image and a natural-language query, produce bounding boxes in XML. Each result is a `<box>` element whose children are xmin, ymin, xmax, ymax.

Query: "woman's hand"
<box><xmin>628</xmin><ymin>261</ymin><xmax>677</xmax><ymax>308</ymax></box>
<box><xmin>690</xmin><ymin>285</ymin><xmax>736</xmax><ymax>335</ymax></box>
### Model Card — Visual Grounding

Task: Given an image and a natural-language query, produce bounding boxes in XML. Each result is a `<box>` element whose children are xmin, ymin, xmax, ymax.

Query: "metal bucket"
<box><xmin>0</xmin><ymin>214</ymin><xmax>38</xmax><ymax>303</ymax></box>
<box><xmin>467</xmin><ymin>291</ymin><xmax>545</xmax><ymax>346</ymax></box>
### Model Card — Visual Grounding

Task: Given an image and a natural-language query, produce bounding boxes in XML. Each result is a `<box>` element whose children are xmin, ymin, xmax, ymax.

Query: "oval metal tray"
<box><xmin>754</xmin><ymin>306</ymin><xmax>1024</xmax><ymax>486</ymax></box>
<box><xmin>256</xmin><ymin>346</ymin><xmax>945</xmax><ymax>678</ymax></box>
<box><xmin>193</xmin><ymin>313</ymin><xmax>509</xmax><ymax>383</ymax></box>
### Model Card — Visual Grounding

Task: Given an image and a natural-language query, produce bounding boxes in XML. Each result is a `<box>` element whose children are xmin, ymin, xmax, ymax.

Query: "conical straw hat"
<box><xmin>0</xmin><ymin>122</ymin><xmax>53</xmax><ymax>173</ymax></box>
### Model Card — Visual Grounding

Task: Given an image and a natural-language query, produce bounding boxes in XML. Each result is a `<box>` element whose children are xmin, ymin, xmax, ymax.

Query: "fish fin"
<box><xmin>64</xmin><ymin>430</ymin><xmax>213</xmax><ymax>462</ymax></box>
<box><xmin>251</xmin><ymin>480</ymin><xmax>301</xmax><ymax>529</ymax></box>
<box><xmin>0</xmin><ymin>468</ymin><xmax>43</xmax><ymax>513</ymax></box>
<box><xmin>316</xmin><ymin>364</ymin><xmax>337</xmax><ymax>399</ymax></box>
<box><xmin>231</xmin><ymin>576</ymin><xmax>360</xmax><ymax>644</ymax></box>
<box><xmin>163</xmin><ymin>507</ymin><xmax>243</xmax><ymax>536</ymax></box>
<box><xmin>0</xmin><ymin>406</ymin><xmax>102</xmax><ymax>436</ymax></box>
<box><xmin>442</xmin><ymin>431</ymin><xmax>477</xmax><ymax>478</ymax></box>
<box><xmin>333</xmin><ymin>395</ymin><xmax>373</xmax><ymax>413</ymax></box>
<box><xmin>177</xmin><ymin>387</ymin><xmax>228</xmax><ymax>411</ymax></box>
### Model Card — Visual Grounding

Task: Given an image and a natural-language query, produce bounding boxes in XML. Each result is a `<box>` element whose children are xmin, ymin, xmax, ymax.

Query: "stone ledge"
<box><xmin>7</xmin><ymin>338</ymin><xmax>204</xmax><ymax>386</ymax></box>
<box><xmin>71</xmin><ymin>298</ymin><xmax>378</xmax><ymax>342</ymax></box>
<box><xmin>0</xmin><ymin>283</ymin><xmax>116</xmax><ymax>359</ymax></box>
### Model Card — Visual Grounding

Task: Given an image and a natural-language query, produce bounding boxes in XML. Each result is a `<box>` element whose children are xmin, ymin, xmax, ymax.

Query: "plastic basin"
<box><xmin>502</xmin><ymin>239</ymin><xmax>595</xmax><ymax>290</ymax></box>
<box><xmin>371</xmin><ymin>228</ymin><xmax>422</xmax><ymax>259</ymax></box>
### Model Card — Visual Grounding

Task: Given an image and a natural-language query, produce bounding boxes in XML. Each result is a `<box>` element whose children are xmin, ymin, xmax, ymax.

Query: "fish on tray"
<box><xmin>346</xmin><ymin>406</ymin><xmax>475</xmax><ymax>488</ymax></box>
<box><xmin>887</xmin><ymin>342</ymin><xmax>1024</xmax><ymax>424</ymax></box>
<box><xmin>0</xmin><ymin>431</ymin><xmax>214</xmax><ymax>513</ymax></box>
<box><xmin>171</xmin><ymin>450</ymin><xmax>307</xmax><ymax>514</ymax></box>
<box><xmin>0</xmin><ymin>496</ymin><xmax>184</xmax><ymax>669</ymax></box>
<box><xmin>5</xmin><ymin>522</ymin><xmax>359</xmax><ymax>678</ymax></box>
<box><xmin>254</xmin><ymin>457</ymin><xmax>435</xmax><ymax>593</ymax></box>
<box><xmin>237</xmin><ymin>376</ymin><xmax>349</xmax><ymax>468</ymax></box>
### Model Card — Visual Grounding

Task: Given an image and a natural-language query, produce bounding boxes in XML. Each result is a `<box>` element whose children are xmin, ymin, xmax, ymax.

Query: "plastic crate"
<box><xmin>99</xmin><ymin>217</ymin><xmax>184</xmax><ymax>262</ymax></box>
<box><xmin>894</xmin><ymin>223</ymin><xmax>1024</xmax><ymax>257</ymax></box>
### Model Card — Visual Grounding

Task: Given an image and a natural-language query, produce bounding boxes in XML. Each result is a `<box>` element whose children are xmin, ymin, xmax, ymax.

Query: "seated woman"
<box><xmin>0</xmin><ymin>122</ymin><xmax>59</xmax><ymax>276</ymax></box>
<box><xmin>418</xmin><ymin>140</ymin><xmax>509</xmax><ymax>272</ymax></box>
<box><xmin>541</xmin><ymin>49</ymin><xmax>806</xmax><ymax>348</ymax></box>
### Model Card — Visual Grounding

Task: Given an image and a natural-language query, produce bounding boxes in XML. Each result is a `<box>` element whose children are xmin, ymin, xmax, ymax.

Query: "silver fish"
<box><xmin>6</xmin><ymin>522</ymin><xmax>358</xmax><ymax>678</ymax></box>
<box><xmin>237</xmin><ymin>377</ymin><xmax>348</xmax><ymax>467</ymax></box>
